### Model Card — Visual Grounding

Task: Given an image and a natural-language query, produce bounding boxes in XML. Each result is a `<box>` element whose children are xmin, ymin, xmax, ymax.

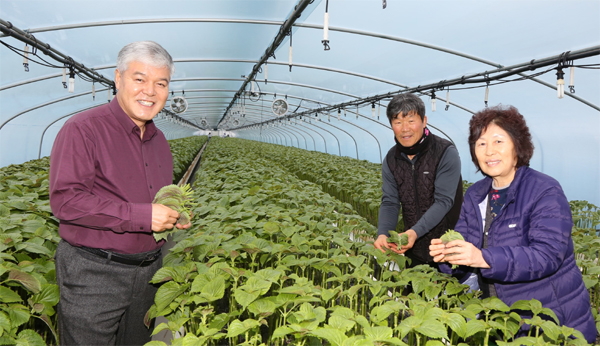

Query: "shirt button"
<box><xmin>140</xmin><ymin>226</ymin><xmax>144</xmax><ymax>230</ymax></box>
<box><xmin>150</xmin><ymin>185</ymin><xmax>153</xmax><ymax>189</ymax></box>
<box><xmin>145</xmin><ymin>163</ymin><xmax>148</xmax><ymax>167</ymax></box>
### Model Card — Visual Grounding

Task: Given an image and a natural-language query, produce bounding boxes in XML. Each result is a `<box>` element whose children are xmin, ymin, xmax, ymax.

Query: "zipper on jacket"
<box><xmin>486</xmin><ymin>196</ymin><xmax>514</xmax><ymax>247</ymax></box>
<box><xmin>411</xmin><ymin>163</ymin><xmax>422</xmax><ymax>219</ymax></box>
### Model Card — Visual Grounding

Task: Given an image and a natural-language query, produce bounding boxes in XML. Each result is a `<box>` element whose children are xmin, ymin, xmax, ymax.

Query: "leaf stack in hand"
<box><xmin>440</xmin><ymin>229</ymin><xmax>464</xmax><ymax>269</ymax></box>
<box><xmin>152</xmin><ymin>183</ymin><xmax>194</xmax><ymax>242</ymax></box>
<box><xmin>387</xmin><ymin>230</ymin><xmax>409</xmax><ymax>246</ymax></box>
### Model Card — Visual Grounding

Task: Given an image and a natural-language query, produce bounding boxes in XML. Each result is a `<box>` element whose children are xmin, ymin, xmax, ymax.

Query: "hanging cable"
<box><xmin>322</xmin><ymin>0</ymin><xmax>330</xmax><ymax>50</ymax></box>
<box><xmin>445</xmin><ymin>87</ymin><xmax>450</xmax><ymax>111</ymax></box>
<box><xmin>556</xmin><ymin>67</ymin><xmax>565</xmax><ymax>99</ymax></box>
<box><xmin>337</xmin><ymin>108</ymin><xmax>341</xmax><ymax>120</ymax></box>
<box><xmin>371</xmin><ymin>102</ymin><xmax>376</xmax><ymax>117</ymax></box>
<box><xmin>569</xmin><ymin>66</ymin><xmax>575</xmax><ymax>93</ymax></box>
<box><xmin>265</xmin><ymin>62</ymin><xmax>268</xmax><ymax>85</ymax></box>
<box><xmin>288</xmin><ymin>30</ymin><xmax>293</xmax><ymax>72</ymax></box>
<box><xmin>92</xmin><ymin>82</ymin><xmax>95</xmax><ymax>101</ymax></box>
<box><xmin>377</xmin><ymin>102</ymin><xmax>381</xmax><ymax>120</ymax></box>
<box><xmin>382</xmin><ymin>0</ymin><xmax>387</xmax><ymax>9</ymax></box>
<box><xmin>23</xmin><ymin>43</ymin><xmax>29</xmax><ymax>72</ymax></box>
<box><xmin>431</xmin><ymin>91</ymin><xmax>436</xmax><ymax>112</ymax></box>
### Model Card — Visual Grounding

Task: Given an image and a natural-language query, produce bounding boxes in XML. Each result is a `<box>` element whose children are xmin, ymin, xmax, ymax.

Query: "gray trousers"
<box><xmin>55</xmin><ymin>240</ymin><xmax>162</xmax><ymax>346</ymax></box>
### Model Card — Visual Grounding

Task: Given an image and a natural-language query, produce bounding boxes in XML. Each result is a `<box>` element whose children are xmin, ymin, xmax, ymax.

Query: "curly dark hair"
<box><xmin>468</xmin><ymin>105</ymin><xmax>534</xmax><ymax>173</ymax></box>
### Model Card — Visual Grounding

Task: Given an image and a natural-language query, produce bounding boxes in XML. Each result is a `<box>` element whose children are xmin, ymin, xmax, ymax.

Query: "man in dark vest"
<box><xmin>374</xmin><ymin>93</ymin><xmax>463</xmax><ymax>268</ymax></box>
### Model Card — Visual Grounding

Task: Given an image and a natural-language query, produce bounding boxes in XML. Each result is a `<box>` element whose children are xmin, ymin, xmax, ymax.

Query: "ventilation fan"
<box><xmin>272</xmin><ymin>98</ymin><xmax>288</xmax><ymax>117</ymax></box>
<box><xmin>200</xmin><ymin>118</ymin><xmax>208</xmax><ymax>127</ymax></box>
<box><xmin>170</xmin><ymin>96</ymin><xmax>188</xmax><ymax>114</ymax></box>
<box><xmin>232</xmin><ymin>118</ymin><xmax>244</xmax><ymax>127</ymax></box>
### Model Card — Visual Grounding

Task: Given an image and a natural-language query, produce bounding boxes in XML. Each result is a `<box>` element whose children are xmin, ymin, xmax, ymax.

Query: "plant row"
<box><xmin>170</xmin><ymin>136</ymin><xmax>209</xmax><ymax>184</ymax></box>
<box><xmin>146</xmin><ymin>137</ymin><xmax>591</xmax><ymax>346</ymax></box>
<box><xmin>0</xmin><ymin>136</ymin><xmax>207</xmax><ymax>346</ymax></box>
<box><xmin>242</xmin><ymin>141</ymin><xmax>472</xmax><ymax>231</ymax></box>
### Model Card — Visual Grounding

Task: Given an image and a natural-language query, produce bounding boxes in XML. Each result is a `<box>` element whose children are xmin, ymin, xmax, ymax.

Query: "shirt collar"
<box><xmin>109</xmin><ymin>97</ymin><xmax>158</xmax><ymax>140</ymax></box>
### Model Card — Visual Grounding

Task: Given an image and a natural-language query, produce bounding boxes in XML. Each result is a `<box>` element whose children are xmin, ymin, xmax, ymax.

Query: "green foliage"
<box><xmin>2</xmin><ymin>137</ymin><xmax>599</xmax><ymax>346</ymax></box>
<box><xmin>0</xmin><ymin>157</ymin><xmax>59</xmax><ymax>345</ymax></box>
<box><xmin>0</xmin><ymin>137</ymin><xmax>204</xmax><ymax>345</ymax></box>
<box><xmin>169</xmin><ymin>136</ymin><xmax>208</xmax><ymax>184</ymax></box>
<box><xmin>145</xmin><ymin>138</ymin><xmax>597</xmax><ymax>346</ymax></box>
<box><xmin>152</xmin><ymin>184</ymin><xmax>195</xmax><ymax>242</ymax></box>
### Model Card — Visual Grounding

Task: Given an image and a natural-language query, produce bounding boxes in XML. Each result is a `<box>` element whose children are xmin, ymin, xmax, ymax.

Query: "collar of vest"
<box><xmin>394</xmin><ymin>132</ymin><xmax>434</xmax><ymax>159</ymax></box>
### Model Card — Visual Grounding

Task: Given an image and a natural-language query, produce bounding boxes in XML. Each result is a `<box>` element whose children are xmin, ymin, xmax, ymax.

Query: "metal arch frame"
<box><xmin>276</xmin><ymin>125</ymin><xmax>302</xmax><ymax>148</ymax></box>
<box><xmin>3</xmin><ymin>19</ymin><xmax>596</xmax><ymax>110</ymax></box>
<box><xmin>1</xmin><ymin>76</ymin><xmax>362</xmax><ymax>133</ymax></box>
<box><xmin>232</xmin><ymin>93</ymin><xmax>457</xmax><ymax>154</ymax></box>
<box><xmin>264</xmin><ymin>128</ymin><xmax>282</xmax><ymax>146</ymax></box>
<box><xmin>173</xmin><ymin>77</ymin><xmax>359</xmax><ymax>99</ymax></box>
<box><xmin>271</xmin><ymin>127</ymin><xmax>289</xmax><ymax>146</ymax></box>
<box><xmin>248</xmin><ymin>121</ymin><xmax>315</xmax><ymax>150</ymax></box>
<box><xmin>0</xmin><ymin>88</ymin><xmax>106</xmax><ymax>131</ymax></box>
<box><xmin>4</xmin><ymin>83</ymin><xmax>458</xmax><ymax>154</ymax></box>
<box><xmin>306</xmin><ymin>118</ymin><xmax>358</xmax><ymax>159</ymax></box>
<box><xmin>218</xmin><ymin>0</ymin><xmax>316</xmax><ymax>127</ymax></box>
<box><xmin>277</xmin><ymin>124</ymin><xmax>314</xmax><ymax>150</ymax></box>
<box><xmin>270</xmin><ymin>127</ymin><xmax>294</xmax><ymax>147</ymax></box>
<box><xmin>231</xmin><ymin>107</ymin><xmax>342</xmax><ymax>156</ymax></box>
<box><xmin>38</xmin><ymin>105</ymin><xmax>98</xmax><ymax>158</ymax></box>
<box><xmin>294</xmin><ymin>122</ymin><xmax>331</xmax><ymax>155</ymax></box>
<box><xmin>234</xmin><ymin>99</ymin><xmax>382</xmax><ymax>160</ymax></box>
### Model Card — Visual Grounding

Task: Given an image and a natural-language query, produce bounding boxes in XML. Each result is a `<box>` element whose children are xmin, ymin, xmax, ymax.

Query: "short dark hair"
<box><xmin>468</xmin><ymin>105</ymin><xmax>534</xmax><ymax>172</ymax></box>
<box><xmin>386</xmin><ymin>93</ymin><xmax>425</xmax><ymax>123</ymax></box>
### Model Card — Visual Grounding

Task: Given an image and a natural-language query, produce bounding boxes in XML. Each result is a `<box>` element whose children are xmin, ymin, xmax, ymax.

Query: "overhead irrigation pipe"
<box><xmin>7</xmin><ymin>19</ymin><xmax>598</xmax><ymax>110</ymax></box>
<box><xmin>216</xmin><ymin>0</ymin><xmax>315</xmax><ymax>127</ymax></box>
<box><xmin>234</xmin><ymin>47</ymin><xmax>600</xmax><ymax>129</ymax></box>
<box><xmin>285</xmin><ymin>47</ymin><xmax>600</xmax><ymax>117</ymax></box>
<box><xmin>0</xmin><ymin>19</ymin><xmax>114</xmax><ymax>90</ymax></box>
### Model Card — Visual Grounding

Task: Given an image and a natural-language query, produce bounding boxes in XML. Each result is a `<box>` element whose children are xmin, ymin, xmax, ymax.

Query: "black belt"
<box><xmin>79</xmin><ymin>246</ymin><xmax>161</xmax><ymax>267</ymax></box>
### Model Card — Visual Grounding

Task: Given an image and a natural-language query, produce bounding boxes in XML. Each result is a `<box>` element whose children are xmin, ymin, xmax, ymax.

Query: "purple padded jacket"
<box><xmin>440</xmin><ymin>166</ymin><xmax>596</xmax><ymax>343</ymax></box>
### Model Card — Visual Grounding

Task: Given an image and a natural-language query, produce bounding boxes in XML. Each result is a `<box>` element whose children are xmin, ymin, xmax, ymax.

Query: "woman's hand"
<box><xmin>429</xmin><ymin>239</ymin><xmax>447</xmax><ymax>263</ymax></box>
<box><xmin>441</xmin><ymin>240</ymin><xmax>490</xmax><ymax>269</ymax></box>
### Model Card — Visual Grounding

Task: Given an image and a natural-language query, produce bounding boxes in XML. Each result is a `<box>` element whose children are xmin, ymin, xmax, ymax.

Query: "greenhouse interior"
<box><xmin>1</xmin><ymin>0</ymin><xmax>599</xmax><ymax>345</ymax></box>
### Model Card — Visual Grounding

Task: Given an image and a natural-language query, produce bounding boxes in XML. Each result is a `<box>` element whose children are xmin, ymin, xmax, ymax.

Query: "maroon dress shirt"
<box><xmin>49</xmin><ymin>98</ymin><xmax>173</xmax><ymax>254</ymax></box>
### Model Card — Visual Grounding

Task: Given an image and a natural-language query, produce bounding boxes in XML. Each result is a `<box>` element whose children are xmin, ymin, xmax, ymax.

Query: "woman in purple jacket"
<box><xmin>429</xmin><ymin>105</ymin><xmax>596</xmax><ymax>343</ymax></box>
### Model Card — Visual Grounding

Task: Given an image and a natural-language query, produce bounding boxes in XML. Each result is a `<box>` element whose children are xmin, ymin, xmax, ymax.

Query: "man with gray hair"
<box><xmin>50</xmin><ymin>41</ymin><xmax>189</xmax><ymax>345</ymax></box>
<box><xmin>374</xmin><ymin>93</ymin><xmax>463</xmax><ymax>269</ymax></box>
